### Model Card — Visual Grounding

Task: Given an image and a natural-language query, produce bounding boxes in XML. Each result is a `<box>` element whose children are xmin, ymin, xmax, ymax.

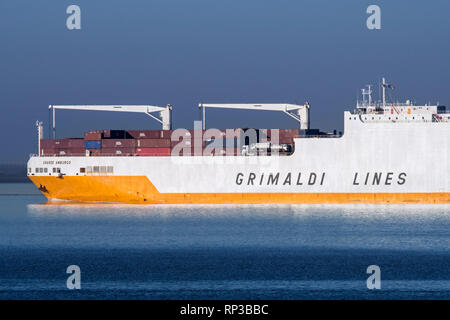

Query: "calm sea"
<box><xmin>0</xmin><ymin>182</ymin><xmax>449</xmax><ymax>299</ymax></box>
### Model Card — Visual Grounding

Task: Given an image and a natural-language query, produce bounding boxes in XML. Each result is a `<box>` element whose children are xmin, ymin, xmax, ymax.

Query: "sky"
<box><xmin>1</xmin><ymin>0</ymin><xmax>449</xmax><ymax>161</ymax></box>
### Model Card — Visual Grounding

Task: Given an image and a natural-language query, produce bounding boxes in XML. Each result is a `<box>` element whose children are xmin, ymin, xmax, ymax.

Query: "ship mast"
<box><xmin>36</xmin><ymin>121</ymin><xmax>43</xmax><ymax>156</ymax></box>
<box><xmin>361</xmin><ymin>85</ymin><xmax>372</xmax><ymax>107</ymax></box>
<box><xmin>382</xmin><ymin>77</ymin><xmax>386</xmax><ymax>107</ymax></box>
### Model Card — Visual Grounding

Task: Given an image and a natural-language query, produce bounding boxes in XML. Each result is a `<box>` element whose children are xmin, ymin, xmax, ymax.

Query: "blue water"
<box><xmin>0</xmin><ymin>183</ymin><xmax>449</xmax><ymax>299</ymax></box>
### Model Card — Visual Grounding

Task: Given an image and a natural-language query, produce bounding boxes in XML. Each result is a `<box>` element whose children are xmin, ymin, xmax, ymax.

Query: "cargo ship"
<box><xmin>27</xmin><ymin>79</ymin><xmax>450</xmax><ymax>204</ymax></box>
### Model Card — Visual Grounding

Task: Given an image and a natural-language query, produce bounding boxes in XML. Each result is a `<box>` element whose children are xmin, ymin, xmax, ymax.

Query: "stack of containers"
<box><xmin>40</xmin><ymin>138</ymin><xmax>85</xmax><ymax>156</ymax></box>
<box><xmin>101</xmin><ymin>139</ymin><xmax>136</xmax><ymax>156</ymax></box>
<box><xmin>84</xmin><ymin>131</ymin><xmax>102</xmax><ymax>156</ymax></box>
<box><xmin>128</xmin><ymin>130</ymin><xmax>171</xmax><ymax>156</ymax></box>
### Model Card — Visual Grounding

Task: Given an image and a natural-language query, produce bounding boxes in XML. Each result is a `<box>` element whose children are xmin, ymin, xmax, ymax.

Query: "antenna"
<box><xmin>360</xmin><ymin>85</ymin><xmax>372</xmax><ymax>107</ymax></box>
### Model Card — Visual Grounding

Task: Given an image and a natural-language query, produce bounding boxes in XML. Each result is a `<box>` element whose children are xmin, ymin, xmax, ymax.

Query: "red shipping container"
<box><xmin>84</xmin><ymin>132</ymin><xmax>102</xmax><ymax>140</ymax></box>
<box><xmin>171</xmin><ymin>139</ymin><xmax>192</xmax><ymax>148</ymax></box>
<box><xmin>40</xmin><ymin>139</ymin><xmax>65</xmax><ymax>148</ymax></box>
<box><xmin>170</xmin><ymin>139</ymin><xmax>205</xmax><ymax>148</ymax></box>
<box><xmin>172</xmin><ymin>146</ymin><xmax>205</xmax><ymax>156</ymax></box>
<box><xmin>101</xmin><ymin>139</ymin><xmax>136</xmax><ymax>148</ymax></box>
<box><xmin>137</xmin><ymin>139</ymin><xmax>170</xmax><ymax>148</ymax></box>
<box><xmin>56</xmin><ymin>147</ymin><xmax>85</xmax><ymax>156</ymax></box>
<box><xmin>128</xmin><ymin>130</ymin><xmax>161</xmax><ymax>139</ymax></box>
<box><xmin>66</xmin><ymin>139</ymin><xmax>85</xmax><ymax>148</ymax></box>
<box><xmin>277</xmin><ymin>129</ymin><xmax>300</xmax><ymax>138</ymax></box>
<box><xmin>101</xmin><ymin>147</ymin><xmax>135</xmax><ymax>156</ymax></box>
<box><xmin>40</xmin><ymin>147</ymin><xmax>57</xmax><ymax>156</ymax></box>
<box><xmin>136</xmin><ymin>147</ymin><xmax>171</xmax><ymax>156</ymax></box>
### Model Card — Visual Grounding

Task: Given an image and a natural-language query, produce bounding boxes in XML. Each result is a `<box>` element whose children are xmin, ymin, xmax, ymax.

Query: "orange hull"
<box><xmin>29</xmin><ymin>176</ymin><xmax>450</xmax><ymax>204</ymax></box>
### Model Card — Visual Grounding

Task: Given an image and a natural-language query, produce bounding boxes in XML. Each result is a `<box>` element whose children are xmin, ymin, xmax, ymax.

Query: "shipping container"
<box><xmin>56</xmin><ymin>147</ymin><xmax>86</xmax><ymax>156</ymax></box>
<box><xmin>65</xmin><ymin>139</ymin><xmax>85</xmax><ymax>148</ymax></box>
<box><xmin>136</xmin><ymin>147</ymin><xmax>171</xmax><ymax>156</ymax></box>
<box><xmin>86</xmin><ymin>129</ymin><xmax>129</xmax><ymax>139</ymax></box>
<box><xmin>137</xmin><ymin>139</ymin><xmax>170</xmax><ymax>148</ymax></box>
<box><xmin>84</xmin><ymin>132</ymin><xmax>103</xmax><ymax>140</ymax></box>
<box><xmin>171</xmin><ymin>146</ymin><xmax>205</xmax><ymax>156</ymax></box>
<box><xmin>84</xmin><ymin>140</ymin><xmax>102</xmax><ymax>149</ymax></box>
<box><xmin>40</xmin><ymin>138</ymin><xmax>84</xmax><ymax>149</ymax></box>
<box><xmin>101</xmin><ymin>147</ymin><xmax>135</xmax><ymax>156</ymax></box>
<box><xmin>40</xmin><ymin>148</ymin><xmax>57</xmax><ymax>156</ymax></box>
<box><xmin>278</xmin><ymin>129</ymin><xmax>300</xmax><ymax>137</ymax></box>
<box><xmin>171</xmin><ymin>139</ymin><xmax>191</xmax><ymax>147</ymax></box>
<box><xmin>40</xmin><ymin>139</ymin><xmax>63</xmax><ymax>148</ymax></box>
<box><xmin>127</xmin><ymin>130</ymin><xmax>161</xmax><ymax>139</ymax></box>
<box><xmin>101</xmin><ymin>139</ymin><xmax>136</xmax><ymax>148</ymax></box>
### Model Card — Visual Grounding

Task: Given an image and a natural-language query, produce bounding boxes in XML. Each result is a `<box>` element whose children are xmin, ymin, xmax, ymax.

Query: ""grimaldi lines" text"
<box><xmin>235</xmin><ymin>172</ymin><xmax>407</xmax><ymax>186</ymax></box>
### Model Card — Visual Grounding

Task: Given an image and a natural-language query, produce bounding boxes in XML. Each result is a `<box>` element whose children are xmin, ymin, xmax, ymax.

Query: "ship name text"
<box><xmin>234</xmin><ymin>172</ymin><xmax>407</xmax><ymax>186</ymax></box>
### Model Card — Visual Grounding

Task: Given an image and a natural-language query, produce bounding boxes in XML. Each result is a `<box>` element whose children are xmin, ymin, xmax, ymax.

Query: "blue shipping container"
<box><xmin>84</xmin><ymin>140</ymin><xmax>101</xmax><ymax>149</ymax></box>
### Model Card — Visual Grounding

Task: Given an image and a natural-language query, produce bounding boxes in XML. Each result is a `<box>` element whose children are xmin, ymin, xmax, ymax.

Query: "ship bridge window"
<box><xmin>80</xmin><ymin>167</ymin><xmax>85</xmax><ymax>173</ymax></box>
<box><xmin>107</xmin><ymin>166</ymin><xmax>113</xmax><ymax>173</ymax></box>
<box><xmin>93</xmin><ymin>166</ymin><xmax>100</xmax><ymax>173</ymax></box>
<box><xmin>35</xmin><ymin>168</ymin><xmax>39</xmax><ymax>173</ymax></box>
<box><xmin>44</xmin><ymin>168</ymin><xmax>48</xmax><ymax>173</ymax></box>
<box><xmin>86</xmin><ymin>166</ymin><xmax>92</xmax><ymax>174</ymax></box>
<box><xmin>100</xmin><ymin>166</ymin><xmax>107</xmax><ymax>174</ymax></box>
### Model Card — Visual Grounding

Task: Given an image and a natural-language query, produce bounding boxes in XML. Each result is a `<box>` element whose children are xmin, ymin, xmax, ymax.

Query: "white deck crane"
<box><xmin>48</xmin><ymin>104</ymin><xmax>172</xmax><ymax>138</ymax></box>
<box><xmin>198</xmin><ymin>103</ymin><xmax>310</xmax><ymax>130</ymax></box>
